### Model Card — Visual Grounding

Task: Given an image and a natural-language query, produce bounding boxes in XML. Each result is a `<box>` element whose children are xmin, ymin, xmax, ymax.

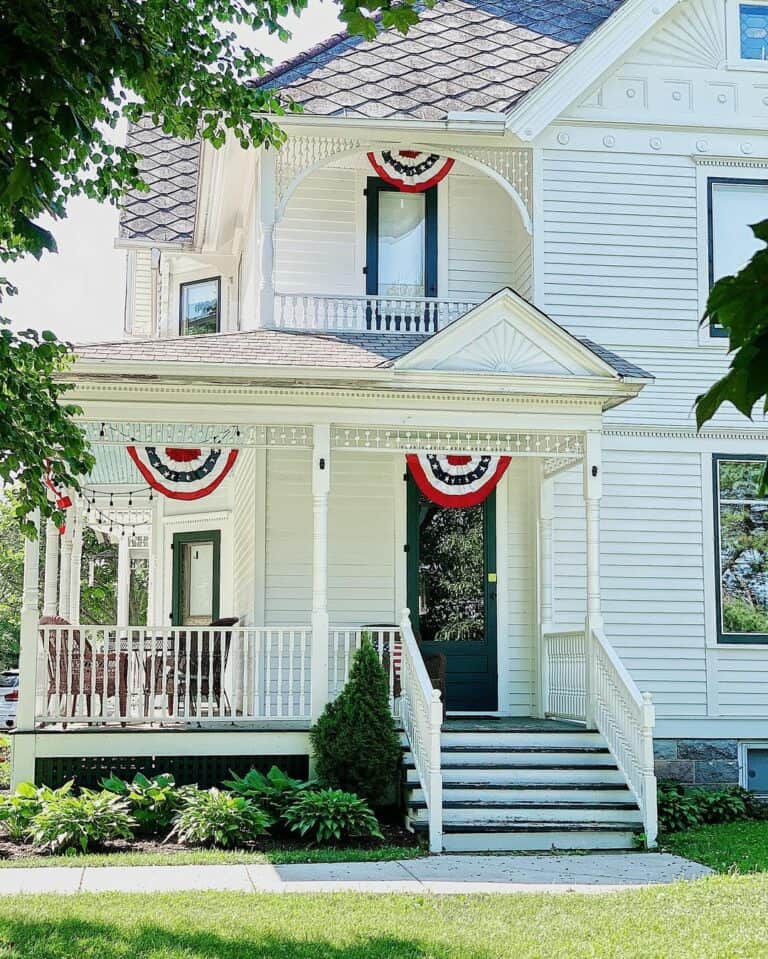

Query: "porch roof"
<box><xmin>75</xmin><ymin>327</ymin><xmax>649</xmax><ymax>380</ymax></box>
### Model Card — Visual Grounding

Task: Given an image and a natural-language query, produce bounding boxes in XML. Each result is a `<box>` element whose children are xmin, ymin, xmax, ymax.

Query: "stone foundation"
<box><xmin>654</xmin><ymin>739</ymin><xmax>739</xmax><ymax>789</ymax></box>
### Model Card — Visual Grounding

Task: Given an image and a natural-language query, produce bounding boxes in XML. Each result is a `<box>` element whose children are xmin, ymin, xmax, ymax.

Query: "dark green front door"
<box><xmin>171</xmin><ymin>531</ymin><xmax>221</xmax><ymax>627</ymax></box>
<box><xmin>406</xmin><ymin>478</ymin><xmax>498</xmax><ymax>711</ymax></box>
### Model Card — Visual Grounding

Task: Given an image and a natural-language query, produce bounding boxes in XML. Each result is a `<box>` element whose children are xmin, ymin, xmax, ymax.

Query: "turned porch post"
<box><xmin>311</xmin><ymin>424</ymin><xmax>331</xmax><ymax>722</ymax></box>
<box><xmin>42</xmin><ymin>519</ymin><xmax>60</xmax><ymax>618</ymax></box>
<box><xmin>538</xmin><ymin>467</ymin><xmax>554</xmax><ymax>717</ymax></box>
<box><xmin>257</xmin><ymin>148</ymin><xmax>277</xmax><ymax>329</ymax></box>
<box><xmin>69</xmin><ymin>507</ymin><xmax>84</xmax><ymax>623</ymax></box>
<box><xmin>16</xmin><ymin>512</ymin><xmax>40</xmax><ymax>736</ymax></box>
<box><xmin>583</xmin><ymin>430</ymin><xmax>603</xmax><ymax>729</ymax></box>
<box><xmin>117</xmin><ymin>534</ymin><xmax>131</xmax><ymax>629</ymax></box>
<box><xmin>57</xmin><ymin>517</ymin><xmax>74</xmax><ymax>622</ymax></box>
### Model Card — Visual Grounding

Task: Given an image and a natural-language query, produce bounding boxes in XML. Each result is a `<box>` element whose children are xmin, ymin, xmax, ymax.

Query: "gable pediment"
<box><xmin>395</xmin><ymin>289</ymin><xmax>618</xmax><ymax>380</ymax></box>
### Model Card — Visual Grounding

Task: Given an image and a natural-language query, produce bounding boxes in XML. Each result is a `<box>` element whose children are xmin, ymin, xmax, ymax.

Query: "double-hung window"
<box><xmin>179</xmin><ymin>277</ymin><xmax>221</xmax><ymax>336</ymax></box>
<box><xmin>707</xmin><ymin>178</ymin><xmax>768</xmax><ymax>337</ymax></box>
<box><xmin>714</xmin><ymin>455</ymin><xmax>768</xmax><ymax>643</ymax></box>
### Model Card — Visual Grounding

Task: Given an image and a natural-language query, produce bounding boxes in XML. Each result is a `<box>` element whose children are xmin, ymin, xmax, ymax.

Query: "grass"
<box><xmin>0</xmin><ymin>879</ymin><xmax>765</xmax><ymax>957</ymax></box>
<box><xmin>663</xmin><ymin>820</ymin><xmax>768</xmax><ymax>874</ymax></box>
<box><xmin>0</xmin><ymin>845</ymin><xmax>424</xmax><ymax>869</ymax></box>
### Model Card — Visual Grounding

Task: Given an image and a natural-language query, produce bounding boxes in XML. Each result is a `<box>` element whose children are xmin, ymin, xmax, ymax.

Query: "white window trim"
<box><xmin>726</xmin><ymin>0</ymin><xmax>768</xmax><ymax>71</ymax></box>
<box><xmin>695</xmin><ymin>160</ymin><xmax>768</xmax><ymax>346</ymax></box>
<box><xmin>161</xmin><ymin>260</ymin><xmax>237</xmax><ymax>338</ymax></box>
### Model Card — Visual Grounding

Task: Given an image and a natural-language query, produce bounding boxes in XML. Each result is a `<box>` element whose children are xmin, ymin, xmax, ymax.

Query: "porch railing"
<box><xmin>398</xmin><ymin>608</ymin><xmax>443</xmax><ymax>853</ymax></box>
<box><xmin>329</xmin><ymin>627</ymin><xmax>400</xmax><ymax>716</ymax></box>
<box><xmin>542</xmin><ymin>624</ymin><xmax>658</xmax><ymax>847</ymax></box>
<box><xmin>36</xmin><ymin>625</ymin><xmax>312</xmax><ymax>726</ymax></box>
<box><xmin>274</xmin><ymin>292</ymin><xmax>479</xmax><ymax>334</ymax></box>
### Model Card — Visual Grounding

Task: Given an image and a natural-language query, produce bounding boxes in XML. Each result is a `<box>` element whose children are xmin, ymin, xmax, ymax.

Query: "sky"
<box><xmin>6</xmin><ymin>1</ymin><xmax>343</xmax><ymax>344</ymax></box>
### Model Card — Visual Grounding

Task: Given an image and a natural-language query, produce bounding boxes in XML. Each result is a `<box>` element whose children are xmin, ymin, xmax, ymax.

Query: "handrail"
<box><xmin>398</xmin><ymin>608</ymin><xmax>443</xmax><ymax>853</ymax></box>
<box><xmin>590</xmin><ymin>625</ymin><xmax>658</xmax><ymax>847</ymax></box>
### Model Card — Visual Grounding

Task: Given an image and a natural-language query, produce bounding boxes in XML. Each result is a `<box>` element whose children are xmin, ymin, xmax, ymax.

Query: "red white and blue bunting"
<box><xmin>407</xmin><ymin>453</ymin><xmax>511</xmax><ymax>508</ymax></box>
<box><xmin>367</xmin><ymin>150</ymin><xmax>454</xmax><ymax>192</ymax></box>
<box><xmin>127</xmin><ymin>447</ymin><xmax>239</xmax><ymax>501</ymax></box>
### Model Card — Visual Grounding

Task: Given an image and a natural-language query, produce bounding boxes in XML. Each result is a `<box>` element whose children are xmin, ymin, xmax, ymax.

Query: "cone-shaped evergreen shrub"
<box><xmin>310</xmin><ymin>637</ymin><xmax>401</xmax><ymax>805</ymax></box>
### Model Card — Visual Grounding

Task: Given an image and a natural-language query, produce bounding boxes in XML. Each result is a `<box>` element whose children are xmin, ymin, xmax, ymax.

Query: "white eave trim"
<box><xmin>506</xmin><ymin>0</ymin><xmax>682</xmax><ymax>141</ymax></box>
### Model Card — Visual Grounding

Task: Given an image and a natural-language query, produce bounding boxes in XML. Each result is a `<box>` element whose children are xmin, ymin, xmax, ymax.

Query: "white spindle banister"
<box><xmin>398</xmin><ymin>608</ymin><xmax>443</xmax><ymax>854</ymax></box>
<box><xmin>542</xmin><ymin>629</ymin><xmax>586</xmax><ymax>721</ymax></box>
<box><xmin>274</xmin><ymin>292</ymin><xmax>479</xmax><ymax>333</ymax></box>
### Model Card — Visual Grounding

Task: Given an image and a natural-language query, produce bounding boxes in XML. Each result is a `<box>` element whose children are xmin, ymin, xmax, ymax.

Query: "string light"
<box><xmin>92</xmin><ymin>421</ymin><xmax>243</xmax><ymax>447</ymax></box>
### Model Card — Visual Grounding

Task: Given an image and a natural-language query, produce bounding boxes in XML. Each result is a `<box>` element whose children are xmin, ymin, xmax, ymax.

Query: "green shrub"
<box><xmin>698</xmin><ymin>787</ymin><xmax>748</xmax><ymax>824</ymax></box>
<box><xmin>168</xmin><ymin>788</ymin><xmax>272</xmax><ymax>848</ymax></box>
<box><xmin>658</xmin><ymin>784</ymin><xmax>704</xmax><ymax>833</ymax></box>
<box><xmin>101</xmin><ymin>772</ymin><xmax>181</xmax><ymax>836</ymax></box>
<box><xmin>222</xmin><ymin>766</ymin><xmax>313</xmax><ymax>817</ymax></box>
<box><xmin>27</xmin><ymin>791</ymin><xmax>135</xmax><ymax>853</ymax></box>
<box><xmin>0</xmin><ymin>781</ymin><xmax>74</xmax><ymax>842</ymax></box>
<box><xmin>658</xmin><ymin>784</ymin><xmax>750</xmax><ymax>833</ymax></box>
<box><xmin>310</xmin><ymin>638</ymin><xmax>401</xmax><ymax>805</ymax></box>
<box><xmin>282</xmin><ymin>788</ymin><xmax>382</xmax><ymax>845</ymax></box>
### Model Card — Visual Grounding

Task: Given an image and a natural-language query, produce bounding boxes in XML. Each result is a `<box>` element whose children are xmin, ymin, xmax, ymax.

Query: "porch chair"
<box><xmin>40</xmin><ymin>616</ymin><xmax>128</xmax><ymax>721</ymax></box>
<box><xmin>176</xmin><ymin>617</ymin><xmax>239</xmax><ymax>718</ymax></box>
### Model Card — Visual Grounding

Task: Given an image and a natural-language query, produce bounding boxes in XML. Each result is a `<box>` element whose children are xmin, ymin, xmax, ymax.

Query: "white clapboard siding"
<box><xmin>448</xmin><ymin>172</ymin><xmax>532</xmax><ymax>301</ymax></box>
<box><xmin>552</xmin><ymin>450</ymin><xmax>707</xmax><ymax>718</ymax></box>
<box><xmin>275</xmin><ymin>168</ymin><xmax>361</xmax><ymax>296</ymax></box>
<box><xmin>504</xmin><ymin>460</ymin><xmax>536</xmax><ymax>715</ymax></box>
<box><xmin>541</xmin><ymin>152</ymin><xmax>698</xmax><ymax>347</ymax></box>
<box><xmin>716</xmin><ymin>651</ymin><xmax>768</xmax><ymax>717</ymax></box>
<box><xmin>264</xmin><ymin>449</ymin><xmax>396</xmax><ymax>626</ymax></box>
<box><xmin>127</xmin><ymin>249</ymin><xmax>154</xmax><ymax>337</ymax></box>
<box><xmin>232</xmin><ymin>447</ymin><xmax>258</xmax><ymax>625</ymax></box>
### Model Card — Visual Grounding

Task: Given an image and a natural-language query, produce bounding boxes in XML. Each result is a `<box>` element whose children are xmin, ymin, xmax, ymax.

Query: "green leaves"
<box><xmin>168</xmin><ymin>788</ymin><xmax>272</xmax><ymax>848</ymax></box>
<box><xmin>222</xmin><ymin>765</ymin><xmax>314</xmax><ymax>816</ymax></box>
<box><xmin>281</xmin><ymin>789</ymin><xmax>382</xmax><ymax>846</ymax></box>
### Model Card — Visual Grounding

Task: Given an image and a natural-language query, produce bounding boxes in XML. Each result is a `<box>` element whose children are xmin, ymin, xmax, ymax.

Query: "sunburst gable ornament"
<box><xmin>127</xmin><ymin>446</ymin><xmax>239</xmax><ymax>500</ymax></box>
<box><xmin>367</xmin><ymin>150</ymin><xmax>454</xmax><ymax>192</ymax></box>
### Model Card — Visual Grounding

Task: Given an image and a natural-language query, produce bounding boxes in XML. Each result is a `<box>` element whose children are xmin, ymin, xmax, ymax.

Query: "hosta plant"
<box><xmin>168</xmin><ymin>788</ymin><xmax>272</xmax><ymax>848</ymax></box>
<box><xmin>282</xmin><ymin>789</ymin><xmax>383</xmax><ymax>845</ymax></box>
<box><xmin>222</xmin><ymin>766</ymin><xmax>314</xmax><ymax>816</ymax></box>
<box><xmin>0</xmin><ymin>781</ymin><xmax>74</xmax><ymax>843</ymax></box>
<box><xmin>101</xmin><ymin>772</ymin><xmax>181</xmax><ymax>835</ymax></box>
<box><xmin>27</xmin><ymin>791</ymin><xmax>135</xmax><ymax>853</ymax></box>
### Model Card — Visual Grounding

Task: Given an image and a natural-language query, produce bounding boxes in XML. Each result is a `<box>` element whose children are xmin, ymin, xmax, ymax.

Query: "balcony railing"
<box><xmin>274</xmin><ymin>293</ymin><xmax>480</xmax><ymax>334</ymax></box>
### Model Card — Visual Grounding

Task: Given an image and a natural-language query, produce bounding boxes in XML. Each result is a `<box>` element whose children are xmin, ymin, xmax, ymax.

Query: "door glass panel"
<box><xmin>417</xmin><ymin>493</ymin><xmax>485</xmax><ymax>643</ymax></box>
<box><xmin>378</xmin><ymin>192</ymin><xmax>425</xmax><ymax>296</ymax></box>
<box><xmin>181</xmin><ymin>541</ymin><xmax>214</xmax><ymax>625</ymax></box>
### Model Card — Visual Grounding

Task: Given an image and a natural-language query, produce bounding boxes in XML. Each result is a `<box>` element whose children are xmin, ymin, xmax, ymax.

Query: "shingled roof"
<box><xmin>257</xmin><ymin>0</ymin><xmax>624</xmax><ymax>119</ymax></box>
<box><xmin>119</xmin><ymin>0</ymin><xmax>623</xmax><ymax>241</ymax></box>
<box><xmin>75</xmin><ymin>327</ymin><xmax>650</xmax><ymax>379</ymax></box>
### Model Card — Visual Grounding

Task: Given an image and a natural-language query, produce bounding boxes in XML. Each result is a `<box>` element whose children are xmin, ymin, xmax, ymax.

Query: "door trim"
<box><xmin>171</xmin><ymin>530</ymin><xmax>221</xmax><ymax>627</ymax></box>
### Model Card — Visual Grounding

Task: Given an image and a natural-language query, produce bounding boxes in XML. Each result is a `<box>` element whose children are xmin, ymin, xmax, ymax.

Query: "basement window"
<box><xmin>179</xmin><ymin>277</ymin><xmax>220</xmax><ymax>336</ymax></box>
<box><xmin>741</xmin><ymin>744</ymin><xmax>768</xmax><ymax>794</ymax></box>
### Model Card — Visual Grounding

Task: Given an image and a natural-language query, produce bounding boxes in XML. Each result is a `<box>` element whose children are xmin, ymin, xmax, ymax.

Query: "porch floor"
<box><xmin>443</xmin><ymin>716</ymin><xmax>586</xmax><ymax>733</ymax></box>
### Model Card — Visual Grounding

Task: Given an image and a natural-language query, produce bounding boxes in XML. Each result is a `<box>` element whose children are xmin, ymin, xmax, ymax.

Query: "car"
<box><xmin>0</xmin><ymin>670</ymin><xmax>19</xmax><ymax>728</ymax></box>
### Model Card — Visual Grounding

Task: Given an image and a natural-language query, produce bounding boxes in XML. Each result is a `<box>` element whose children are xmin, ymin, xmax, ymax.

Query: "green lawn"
<box><xmin>663</xmin><ymin>820</ymin><xmax>768</xmax><ymax>874</ymax></box>
<box><xmin>0</xmin><ymin>845</ymin><xmax>423</xmax><ymax>869</ymax></box>
<box><xmin>0</xmin><ymin>879</ymin><xmax>765</xmax><ymax>957</ymax></box>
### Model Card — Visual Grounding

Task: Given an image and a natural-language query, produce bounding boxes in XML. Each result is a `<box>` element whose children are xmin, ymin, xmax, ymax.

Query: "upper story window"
<box><xmin>180</xmin><ymin>277</ymin><xmax>220</xmax><ymax>336</ymax></box>
<box><xmin>707</xmin><ymin>177</ymin><xmax>768</xmax><ymax>337</ymax></box>
<box><xmin>739</xmin><ymin>2</ymin><xmax>768</xmax><ymax>59</ymax></box>
<box><xmin>714</xmin><ymin>455</ymin><xmax>768</xmax><ymax>643</ymax></box>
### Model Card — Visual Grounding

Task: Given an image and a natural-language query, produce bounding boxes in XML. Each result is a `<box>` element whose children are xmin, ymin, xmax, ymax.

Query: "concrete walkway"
<box><xmin>0</xmin><ymin>853</ymin><xmax>711</xmax><ymax>895</ymax></box>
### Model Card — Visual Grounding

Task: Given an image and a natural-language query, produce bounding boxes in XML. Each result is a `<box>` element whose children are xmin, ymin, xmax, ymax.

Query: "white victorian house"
<box><xmin>14</xmin><ymin>0</ymin><xmax>768</xmax><ymax>853</ymax></box>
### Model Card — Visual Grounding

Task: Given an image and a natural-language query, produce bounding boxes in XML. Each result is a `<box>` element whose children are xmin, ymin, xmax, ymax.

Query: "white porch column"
<box><xmin>310</xmin><ymin>424</ymin><xmax>331</xmax><ymax>722</ymax></box>
<box><xmin>57</xmin><ymin>518</ymin><xmax>74</xmax><ymax>622</ymax></box>
<box><xmin>117</xmin><ymin>535</ymin><xmax>131</xmax><ymax>629</ymax></box>
<box><xmin>257</xmin><ymin>148</ymin><xmax>277</xmax><ymax>329</ymax></box>
<box><xmin>42</xmin><ymin>520</ymin><xmax>60</xmax><ymax>618</ymax></box>
<box><xmin>13</xmin><ymin>512</ymin><xmax>40</xmax><ymax>787</ymax></box>
<box><xmin>538</xmin><ymin>468</ymin><xmax>554</xmax><ymax>717</ymax></box>
<box><xmin>583</xmin><ymin>430</ymin><xmax>603</xmax><ymax>729</ymax></box>
<box><xmin>69</xmin><ymin>508</ymin><xmax>84</xmax><ymax>623</ymax></box>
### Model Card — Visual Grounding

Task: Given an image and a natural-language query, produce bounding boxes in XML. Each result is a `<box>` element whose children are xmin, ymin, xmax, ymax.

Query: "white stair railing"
<box><xmin>543</xmin><ymin>624</ymin><xmax>658</xmax><ymax>847</ymax></box>
<box><xmin>398</xmin><ymin>608</ymin><xmax>443</xmax><ymax>853</ymax></box>
<box><xmin>589</xmin><ymin>625</ymin><xmax>657</xmax><ymax>847</ymax></box>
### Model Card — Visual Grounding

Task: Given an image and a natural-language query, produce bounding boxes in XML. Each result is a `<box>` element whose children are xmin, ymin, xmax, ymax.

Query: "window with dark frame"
<box><xmin>714</xmin><ymin>455</ymin><xmax>768</xmax><ymax>644</ymax></box>
<box><xmin>707</xmin><ymin>177</ymin><xmax>768</xmax><ymax>338</ymax></box>
<box><xmin>179</xmin><ymin>277</ymin><xmax>221</xmax><ymax>336</ymax></box>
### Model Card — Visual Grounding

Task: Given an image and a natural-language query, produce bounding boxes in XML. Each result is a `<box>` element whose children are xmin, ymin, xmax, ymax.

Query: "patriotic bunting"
<box><xmin>127</xmin><ymin>447</ymin><xmax>238</xmax><ymax>500</ymax></box>
<box><xmin>367</xmin><ymin>150</ymin><xmax>454</xmax><ymax>192</ymax></box>
<box><xmin>407</xmin><ymin>453</ymin><xmax>511</xmax><ymax>508</ymax></box>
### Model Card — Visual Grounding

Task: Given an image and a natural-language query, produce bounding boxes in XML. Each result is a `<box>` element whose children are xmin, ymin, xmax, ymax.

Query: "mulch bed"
<box><xmin>0</xmin><ymin>822</ymin><xmax>419</xmax><ymax>861</ymax></box>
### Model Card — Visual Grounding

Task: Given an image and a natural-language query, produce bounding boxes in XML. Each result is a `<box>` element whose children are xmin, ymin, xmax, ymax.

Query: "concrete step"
<box><xmin>412</xmin><ymin>821</ymin><xmax>640</xmax><ymax>852</ymax></box>
<box><xmin>406</xmin><ymin>765</ymin><xmax>627</xmax><ymax>785</ymax></box>
<box><xmin>403</xmin><ymin>750</ymin><xmax>616</xmax><ymax>768</ymax></box>
<box><xmin>408</xmin><ymin>801</ymin><xmax>642</xmax><ymax>825</ymax></box>
<box><xmin>407</xmin><ymin>783</ymin><xmax>634</xmax><ymax>804</ymax></box>
<box><xmin>440</xmin><ymin>730</ymin><xmax>602</xmax><ymax>749</ymax></box>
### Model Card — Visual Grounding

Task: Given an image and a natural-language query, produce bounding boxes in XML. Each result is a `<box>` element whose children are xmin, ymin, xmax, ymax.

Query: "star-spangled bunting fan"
<box><xmin>127</xmin><ymin>447</ymin><xmax>239</xmax><ymax>500</ymax></box>
<box><xmin>407</xmin><ymin>453</ymin><xmax>511</xmax><ymax>508</ymax></box>
<box><xmin>367</xmin><ymin>150</ymin><xmax>454</xmax><ymax>192</ymax></box>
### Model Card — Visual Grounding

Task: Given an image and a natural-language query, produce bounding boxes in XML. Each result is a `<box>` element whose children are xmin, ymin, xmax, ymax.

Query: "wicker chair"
<box><xmin>177</xmin><ymin>617</ymin><xmax>239</xmax><ymax>717</ymax></box>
